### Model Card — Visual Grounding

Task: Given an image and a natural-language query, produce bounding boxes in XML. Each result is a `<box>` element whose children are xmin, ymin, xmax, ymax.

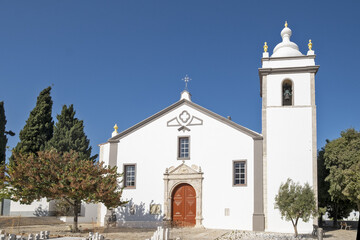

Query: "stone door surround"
<box><xmin>163</xmin><ymin>163</ymin><xmax>204</xmax><ymax>227</ymax></box>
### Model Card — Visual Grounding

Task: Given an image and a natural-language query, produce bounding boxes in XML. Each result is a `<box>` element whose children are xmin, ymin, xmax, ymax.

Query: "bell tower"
<box><xmin>259</xmin><ymin>22</ymin><xmax>319</xmax><ymax>233</ymax></box>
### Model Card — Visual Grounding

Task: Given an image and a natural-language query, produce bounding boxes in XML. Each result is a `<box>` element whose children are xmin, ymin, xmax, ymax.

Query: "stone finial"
<box><xmin>112</xmin><ymin>124</ymin><xmax>119</xmax><ymax>137</ymax></box>
<box><xmin>263</xmin><ymin>42</ymin><xmax>269</xmax><ymax>58</ymax></box>
<box><xmin>307</xmin><ymin>39</ymin><xmax>315</xmax><ymax>55</ymax></box>
<box><xmin>113</xmin><ymin>124</ymin><xmax>118</xmax><ymax>133</ymax></box>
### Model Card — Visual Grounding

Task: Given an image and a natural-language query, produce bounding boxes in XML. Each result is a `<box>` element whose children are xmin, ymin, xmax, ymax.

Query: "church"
<box><xmin>4</xmin><ymin>22</ymin><xmax>318</xmax><ymax>234</ymax></box>
<box><xmin>97</xmin><ymin>22</ymin><xmax>319</xmax><ymax>233</ymax></box>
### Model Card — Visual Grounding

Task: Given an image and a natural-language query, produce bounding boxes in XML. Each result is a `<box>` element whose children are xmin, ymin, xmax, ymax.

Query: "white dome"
<box><xmin>271</xmin><ymin>23</ymin><xmax>303</xmax><ymax>58</ymax></box>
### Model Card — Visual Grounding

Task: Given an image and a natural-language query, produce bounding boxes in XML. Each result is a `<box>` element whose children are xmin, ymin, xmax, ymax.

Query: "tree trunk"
<box><xmin>319</xmin><ymin>213</ymin><xmax>323</xmax><ymax>227</ymax></box>
<box><xmin>73</xmin><ymin>200</ymin><xmax>79</xmax><ymax>232</ymax></box>
<box><xmin>356</xmin><ymin>202</ymin><xmax>360</xmax><ymax>240</ymax></box>
<box><xmin>333</xmin><ymin>203</ymin><xmax>338</xmax><ymax>227</ymax></box>
<box><xmin>293</xmin><ymin>224</ymin><xmax>298</xmax><ymax>237</ymax></box>
<box><xmin>291</xmin><ymin>218</ymin><xmax>298</xmax><ymax>237</ymax></box>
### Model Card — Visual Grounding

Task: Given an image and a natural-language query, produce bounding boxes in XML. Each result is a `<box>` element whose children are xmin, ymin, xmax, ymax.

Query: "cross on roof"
<box><xmin>182</xmin><ymin>74</ymin><xmax>191</xmax><ymax>90</ymax></box>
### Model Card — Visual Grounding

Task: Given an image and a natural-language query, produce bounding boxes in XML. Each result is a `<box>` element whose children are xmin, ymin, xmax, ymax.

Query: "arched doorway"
<box><xmin>171</xmin><ymin>183</ymin><xmax>196</xmax><ymax>227</ymax></box>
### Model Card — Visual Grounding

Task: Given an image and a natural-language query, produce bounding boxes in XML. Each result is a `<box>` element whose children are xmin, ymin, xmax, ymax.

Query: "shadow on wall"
<box><xmin>34</xmin><ymin>205</ymin><xmax>49</xmax><ymax>217</ymax></box>
<box><xmin>116</xmin><ymin>199</ymin><xmax>164</xmax><ymax>228</ymax></box>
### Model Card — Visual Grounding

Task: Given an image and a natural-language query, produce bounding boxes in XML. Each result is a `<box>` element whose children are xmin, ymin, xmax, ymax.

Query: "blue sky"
<box><xmin>1</xmin><ymin>1</ymin><xmax>359</xmax><ymax>160</ymax></box>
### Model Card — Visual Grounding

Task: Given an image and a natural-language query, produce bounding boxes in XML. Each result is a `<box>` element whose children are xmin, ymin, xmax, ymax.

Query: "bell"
<box><xmin>284</xmin><ymin>89</ymin><xmax>291</xmax><ymax>100</ymax></box>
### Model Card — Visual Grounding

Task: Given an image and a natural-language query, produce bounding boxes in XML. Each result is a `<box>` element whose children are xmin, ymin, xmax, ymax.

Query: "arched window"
<box><xmin>282</xmin><ymin>80</ymin><xmax>293</xmax><ymax>106</ymax></box>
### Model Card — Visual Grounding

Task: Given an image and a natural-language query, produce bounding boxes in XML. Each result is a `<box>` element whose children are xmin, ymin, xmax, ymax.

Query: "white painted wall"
<box><xmin>59</xmin><ymin>203</ymin><xmax>98</xmax><ymax>223</ymax></box>
<box><xmin>263</xmin><ymin>54</ymin><xmax>316</xmax><ymax>233</ymax></box>
<box><xmin>99</xmin><ymin>142</ymin><xmax>110</xmax><ymax>166</ymax></box>
<box><xmin>100</xmin><ymin>102</ymin><xmax>257</xmax><ymax>230</ymax></box>
<box><xmin>9</xmin><ymin>198</ymin><xmax>51</xmax><ymax>216</ymax></box>
<box><xmin>265</xmin><ymin>107</ymin><xmax>314</xmax><ymax>233</ymax></box>
<box><xmin>266</xmin><ymin>73</ymin><xmax>311</xmax><ymax>107</ymax></box>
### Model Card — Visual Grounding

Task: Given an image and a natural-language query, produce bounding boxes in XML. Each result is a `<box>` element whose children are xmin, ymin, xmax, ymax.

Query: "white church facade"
<box><xmin>97</xmin><ymin>23</ymin><xmax>319</xmax><ymax>233</ymax></box>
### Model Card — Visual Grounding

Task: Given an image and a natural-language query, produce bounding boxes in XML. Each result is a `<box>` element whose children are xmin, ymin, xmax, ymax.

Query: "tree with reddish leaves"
<box><xmin>5</xmin><ymin>150</ymin><xmax>126</xmax><ymax>232</ymax></box>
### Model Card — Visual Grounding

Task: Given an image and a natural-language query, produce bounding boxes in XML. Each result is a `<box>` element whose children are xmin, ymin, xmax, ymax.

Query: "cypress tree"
<box><xmin>46</xmin><ymin>104</ymin><xmax>97</xmax><ymax>161</ymax></box>
<box><xmin>1</xmin><ymin>102</ymin><xmax>15</xmax><ymax>166</ymax></box>
<box><xmin>0</xmin><ymin>102</ymin><xmax>7</xmax><ymax>166</ymax></box>
<box><xmin>12</xmin><ymin>87</ymin><xmax>54</xmax><ymax>156</ymax></box>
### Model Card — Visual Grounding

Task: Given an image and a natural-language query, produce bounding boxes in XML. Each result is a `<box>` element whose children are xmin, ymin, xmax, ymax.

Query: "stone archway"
<box><xmin>163</xmin><ymin>163</ymin><xmax>203</xmax><ymax>227</ymax></box>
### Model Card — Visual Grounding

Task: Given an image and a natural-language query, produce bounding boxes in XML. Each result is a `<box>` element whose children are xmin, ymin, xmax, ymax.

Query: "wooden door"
<box><xmin>172</xmin><ymin>183</ymin><xmax>196</xmax><ymax>227</ymax></box>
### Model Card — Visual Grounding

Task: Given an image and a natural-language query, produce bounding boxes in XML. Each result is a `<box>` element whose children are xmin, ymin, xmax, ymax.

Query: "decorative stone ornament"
<box><xmin>166</xmin><ymin>110</ymin><xmax>203</xmax><ymax>132</ymax></box>
<box><xmin>112</xmin><ymin>124</ymin><xmax>119</xmax><ymax>137</ymax></box>
<box><xmin>308</xmin><ymin>39</ymin><xmax>313</xmax><ymax>50</ymax></box>
<box><xmin>263</xmin><ymin>42</ymin><xmax>269</xmax><ymax>58</ymax></box>
<box><xmin>272</xmin><ymin>21</ymin><xmax>303</xmax><ymax>57</ymax></box>
<box><xmin>307</xmin><ymin>39</ymin><xmax>315</xmax><ymax>55</ymax></box>
<box><xmin>263</xmin><ymin>42</ymin><xmax>268</xmax><ymax>52</ymax></box>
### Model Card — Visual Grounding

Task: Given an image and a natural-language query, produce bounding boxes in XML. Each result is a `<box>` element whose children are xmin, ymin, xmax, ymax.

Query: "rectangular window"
<box><xmin>178</xmin><ymin>137</ymin><xmax>190</xmax><ymax>159</ymax></box>
<box><xmin>233</xmin><ymin>161</ymin><xmax>246</xmax><ymax>186</ymax></box>
<box><xmin>124</xmin><ymin>164</ymin><xmax>136</xmax><ymax>188</ymax></box>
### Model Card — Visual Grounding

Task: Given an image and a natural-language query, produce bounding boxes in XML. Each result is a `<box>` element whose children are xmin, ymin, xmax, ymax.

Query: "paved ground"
<box><xmin>0</xmin><ymin>217</ymin><xmax>357</xmax><ymax>240</ymax></box>
<box><xmin>321</xmin><ymin>227</ymin><xmax>357</xmax><ymax>240</ymax></box>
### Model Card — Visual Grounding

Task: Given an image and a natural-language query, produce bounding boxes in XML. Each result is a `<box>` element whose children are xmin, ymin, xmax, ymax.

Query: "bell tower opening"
<box><xmin>282</xmin><ymin>80</ymin><xmax>293</xmax><ymax>106</ymax></box>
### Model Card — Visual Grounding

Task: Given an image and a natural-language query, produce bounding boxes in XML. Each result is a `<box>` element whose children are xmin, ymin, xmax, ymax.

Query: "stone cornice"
<box><xmin>258</xmin><ymin>66</ymin><xmax>320</xmax><ymax>97</ymax></box>
<box><xmin>259</xmin><ymin>66</ymin><xmax>320</xmax><ymax>76</ymax></box>
<box><xmin>261</xmin><ymin>54</ymin><xmax>316</xmax><ymax>62</ymax></box>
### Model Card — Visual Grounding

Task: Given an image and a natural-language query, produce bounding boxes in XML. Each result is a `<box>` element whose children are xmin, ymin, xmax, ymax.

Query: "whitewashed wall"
<box><xmin>100</xmin><ymin>102</ymin><xmax>257</xmax><ymax>230</ymax></box>
<box><xmin>59</xmin><ymin>203</ymin><xmax>98</xmax><ymax>223</ymax></box>
<box><xmin>9</xmin><ymin>198</ymin><xmax>52</xmax><ymax>216</ymax></box>
<box><xmin>263</xmin><ymin>56</ymin><xmax>316</xmax><ymax>233</ymax></box>
<box><xmin>266</xmin><ymin>107</ymin><xmax>314</xmax><ymax>233</ymax></box>
<box><xmin>266</xmin><ymin>73</ymin><xmax>311</xmax><ymax>107</ymax></box>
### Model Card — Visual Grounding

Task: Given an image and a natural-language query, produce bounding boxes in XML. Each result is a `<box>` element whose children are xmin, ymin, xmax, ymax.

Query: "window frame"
<box><xmin>123</xmin><ymin>164</ymin><xmax>136</xmax><ymax>189</ymax></box>
<box><xmin>232</xmin><ymin>160</ymin><xmax>247</xmax><ymax>187</ymax></box>
<box><xmin>177</xmin><ymin>136</ymin><xmax>190</xmax><ymax>160</ymax></box>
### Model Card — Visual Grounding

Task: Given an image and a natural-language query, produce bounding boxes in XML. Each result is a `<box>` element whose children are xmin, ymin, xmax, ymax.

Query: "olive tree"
<box><xmin>275</xmin><ymin>178</ymin><xmax>317</xmax><ymax>237</ymax></box>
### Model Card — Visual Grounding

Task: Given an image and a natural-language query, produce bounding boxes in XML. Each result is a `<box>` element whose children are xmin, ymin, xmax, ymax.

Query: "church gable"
<box><xmin>167</xmin><ymin>110</ymin><xmax>203</xmax><ymax>132</ymax></box>
<box><xmin>108</xmin><ymin>94</ymin><xmax>262</xmax><ymax>142</ymax></box>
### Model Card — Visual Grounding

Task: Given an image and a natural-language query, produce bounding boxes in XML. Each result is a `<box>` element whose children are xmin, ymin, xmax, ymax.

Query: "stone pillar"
<box><xmin>253</xmin><ymin>139</ymin><xmax>265</xmax><ymax>231</ymax></box>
